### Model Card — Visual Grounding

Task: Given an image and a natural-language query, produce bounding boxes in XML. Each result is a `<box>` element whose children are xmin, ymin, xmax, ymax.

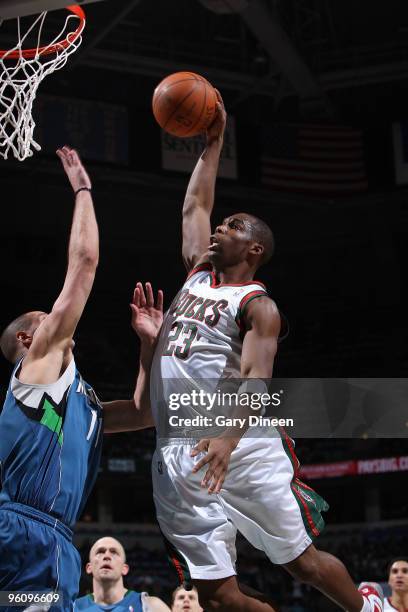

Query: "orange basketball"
<box><xmin>152</xmin><ymin>72</ymin><xmax>217</xmax><ymax>138</ymax></box>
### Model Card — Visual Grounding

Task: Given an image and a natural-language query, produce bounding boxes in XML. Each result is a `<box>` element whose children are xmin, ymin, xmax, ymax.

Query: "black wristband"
<box><xmin>75</xmin><ymin>187</ymin><xmax>92</xmax><ymax>196</ymax></box>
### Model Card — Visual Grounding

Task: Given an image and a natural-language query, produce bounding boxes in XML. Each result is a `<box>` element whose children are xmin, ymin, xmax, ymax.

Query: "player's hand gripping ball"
<box><xmin>152</xmin><ymin>71</ymin><xmax>217</xmax><ymax>138</ymax></box>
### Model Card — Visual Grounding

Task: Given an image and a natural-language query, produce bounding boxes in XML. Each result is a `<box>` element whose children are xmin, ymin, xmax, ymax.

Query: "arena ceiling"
<box><xmin>70</xmin><ymin>0</ymin><xmax>408</xmax><ymax>118</ymax></box>
<box><xmin>0</xmin><ymin>0</ymin><xmax>407</xmax><ymax>121</ymax></box>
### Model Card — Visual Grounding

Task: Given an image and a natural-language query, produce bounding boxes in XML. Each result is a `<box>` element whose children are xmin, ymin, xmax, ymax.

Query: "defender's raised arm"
<box><xmin>182</xmin><ymin>91</ymin><xmax>226</xmax><ymax>271</ymax></box>
<box><xmin>17</xmin><ymin>146</ymin><xmax>98</xmax><ymax>385</ymax></box>
<box><xmin>0</xmin><ymin>148</ymin><xmax>102</xmax><ymax>607</ymax></box>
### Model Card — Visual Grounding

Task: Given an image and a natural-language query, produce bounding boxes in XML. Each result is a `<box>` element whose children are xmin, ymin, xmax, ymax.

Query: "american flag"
<box><xmin>261</xmin><ymin>123</ymin><xmax>368</xmax><ymax>196</ymax></box>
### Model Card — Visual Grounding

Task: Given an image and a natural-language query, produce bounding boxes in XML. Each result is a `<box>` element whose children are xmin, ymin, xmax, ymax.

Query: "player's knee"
<box><xmin>285</xmin><ymin>554</ymin><xmax>322</xmax><ymax>585</ymax></box>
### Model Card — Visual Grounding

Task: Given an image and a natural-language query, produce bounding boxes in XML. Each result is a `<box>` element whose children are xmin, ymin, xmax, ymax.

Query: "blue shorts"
<box><xmin>0</xmin><ymin>502</ymin><xmax>80</xmax><ymax>612</ymax></box>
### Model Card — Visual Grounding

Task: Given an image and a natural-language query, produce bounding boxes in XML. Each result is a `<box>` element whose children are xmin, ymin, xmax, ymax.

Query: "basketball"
<box><xmin>152</xmin><ymin>72</ymin><xmax>217</xmax><ymax>138</ymax></box>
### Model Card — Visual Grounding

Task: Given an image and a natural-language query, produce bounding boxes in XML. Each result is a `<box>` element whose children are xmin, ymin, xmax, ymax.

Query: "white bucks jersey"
<box><xmin>151</xmin><ymin>263</ymin><xmax>269</xmax><ymax>439</ymax></box>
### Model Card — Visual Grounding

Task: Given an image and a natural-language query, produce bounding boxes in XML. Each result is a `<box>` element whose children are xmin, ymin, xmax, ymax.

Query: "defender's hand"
<box><xmin>191</xmin><ymin>436</ymin><xmax>239</xmax><ymax>494</ymax></box>
<box><xmin>130</xmin><ymin>282</ymin><xmax>163</xmax><ymax>346</ymax></box>
<box><xmin>206</xmin><ymin>89</ymin><xmax>227</xmax><ymax>146</ymax></box>
<box><xmin>56</xmin><ymin>146</ymin><xmax>92</xmax><ymax>192</ymax></box>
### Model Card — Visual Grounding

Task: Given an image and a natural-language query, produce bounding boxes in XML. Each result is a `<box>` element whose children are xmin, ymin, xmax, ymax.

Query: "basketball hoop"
<box><xmin>0</xmin><ymin>5</ymin><xmax>86</xmax><ymax>161</ymax></box>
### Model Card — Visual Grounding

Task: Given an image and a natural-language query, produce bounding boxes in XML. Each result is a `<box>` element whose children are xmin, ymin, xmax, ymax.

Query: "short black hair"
<box><xmin>248</xmin><ymin>214</ymin><xmax>275</xmax><ymax>266</ymax></box>
<box><xmin>388</xmin><ymin>559</ymin><xmax>408</xmax><ymax>576</ymax></box>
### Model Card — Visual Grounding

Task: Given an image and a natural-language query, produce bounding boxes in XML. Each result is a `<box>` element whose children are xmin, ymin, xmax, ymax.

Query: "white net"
<box><xmin>0</xmin><ymin>8</ymin><xmax>85</xmax><ymax>161</ymax></box>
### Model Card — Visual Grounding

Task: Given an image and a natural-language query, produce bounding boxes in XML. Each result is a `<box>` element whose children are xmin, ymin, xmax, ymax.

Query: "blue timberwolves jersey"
<box><xmin>75</xmin><ymin>591</ymin><xmax>145</xmax><ymax>612</ymax></box>
<box><xmin>0</xmin><ymin>358</ymin><xmax>103</xmax><ymax>527</ymax></box>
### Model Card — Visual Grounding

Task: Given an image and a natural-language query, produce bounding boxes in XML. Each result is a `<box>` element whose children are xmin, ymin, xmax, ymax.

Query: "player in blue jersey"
<box><xmin>0</xmin><ymin>148</ymin><xmax>160</xmax><ymax>612</ymax></box>
<box><xmin>75</xmin><ymin>536</ymin><xmax>170</xmax><ymax>612</ymax></box>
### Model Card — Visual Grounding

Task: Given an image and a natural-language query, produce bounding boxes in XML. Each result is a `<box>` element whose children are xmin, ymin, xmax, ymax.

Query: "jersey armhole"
<box><xmin>186</xmin><ymin>262</ymin><xmax>213</xmax><ymax>281</ymax></box>
<box><xmin>12</xmin><ymin>357</ymin><xmax>75</xmax><ymax>391</ymax></box>
<box><xmin>236</xmin><ymin>294</ymin><xmax>290</xmax><ymax>343</ymax></box>
<box><xmin>235</xmin><ymin>290</ymin><xmax>269</xmax><ymax>334</ymax></box>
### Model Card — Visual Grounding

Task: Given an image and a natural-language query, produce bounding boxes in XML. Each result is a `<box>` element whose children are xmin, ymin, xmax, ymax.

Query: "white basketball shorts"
<box><xmin>152</xmin><ymin>429</ymin><xmax>329</xmax><ymax>583</ymax></box>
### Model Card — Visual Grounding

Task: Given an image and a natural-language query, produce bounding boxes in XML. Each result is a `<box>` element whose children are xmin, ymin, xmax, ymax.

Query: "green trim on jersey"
<box><xmin>40</xmin><ymin>397</ymin><xmax>64</xmax><ymax>445</ymax></box>
<box><xmin>15</xmin><ymin>391</ymin><xmax>68</xmax><ymax>446</ymax></box>
<box><xmin>235</xmin><ymin>291</ymin><xmax>269</xmax><ymax>328</ymax></box>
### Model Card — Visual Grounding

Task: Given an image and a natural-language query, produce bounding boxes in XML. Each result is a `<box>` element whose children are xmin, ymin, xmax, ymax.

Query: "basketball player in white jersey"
<box><xmin>148</xmin><ymin>92</ymin><xmax>383</xmax><ymax>612</ymax></box>
<box><xmin>384</xmin><ymin>560</ymin><xmax>408</xmax><ymax>611</ymax></box>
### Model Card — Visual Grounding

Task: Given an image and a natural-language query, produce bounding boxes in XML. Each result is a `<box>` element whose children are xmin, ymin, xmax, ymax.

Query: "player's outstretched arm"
<box><xmin>103</xmin><ymin>283</ymin><xmax>163</xmax><ymax>433</ymax></box>
<box><xmin>182</xmin><ymin>90</ymin><xmax>226</xmax><ymax>271</ymax></box>
<box><xmin>192</xmin><ymin>297</ymin><xmax>281</xmax><ymax>493</ymax></box>
<box><xmin>19</xmin><ymin>146</ymin><xmax>98</xmax><ymax>385</ymax></box>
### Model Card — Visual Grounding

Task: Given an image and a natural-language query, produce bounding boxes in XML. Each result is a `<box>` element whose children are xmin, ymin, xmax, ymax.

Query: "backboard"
<box><xmin>0</xmin><ymin>0</ymin><xmax>106</xmax><ymax>21</ymax></box>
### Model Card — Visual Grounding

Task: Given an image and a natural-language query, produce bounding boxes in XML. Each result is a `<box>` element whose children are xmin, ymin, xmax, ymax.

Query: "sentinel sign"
<box><xmin>161</xmin><ymin>116</ymin><xmax>237</xmax><ymax>179</ymax></box>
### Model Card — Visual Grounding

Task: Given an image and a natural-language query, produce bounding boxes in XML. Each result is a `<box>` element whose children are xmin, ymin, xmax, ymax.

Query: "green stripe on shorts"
<box><xmin>160</xmin><ymin>529</ymin><xmax>192</xmax><ymax>589</ymax></box>
<box><xmin>278</xmin><ymin>427</ymin><xmax>328</xmax><ymax>539</ymax></box>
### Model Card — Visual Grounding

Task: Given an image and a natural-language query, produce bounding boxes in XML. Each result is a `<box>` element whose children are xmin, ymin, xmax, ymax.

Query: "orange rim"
<box><xmin>0</xmin><ymin>5</ymin><xmax>85</xmax><ymax>60</ymax></box>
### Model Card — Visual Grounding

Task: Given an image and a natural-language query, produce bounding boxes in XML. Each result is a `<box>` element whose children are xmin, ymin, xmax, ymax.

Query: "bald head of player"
<box><xmin>171</xmin><ymin>586</ymin><xmax>203</xmax><ymax>612</ymax></box>
<box><xmin>86</xmin><ymin>537</ymin><xmax>129</xmax><ymax>589</ymax></box>
<box><xmin>387</xmin><ymin>559</ymin><xmax>408</xmax><ymax>608</ymax></box>
<box><xmin>78</xmin><ymin>537</ymin><xmax>171</xmax><ymax>611</ymax></box>
<box><xmin>208</xmin><ymin>212</ymin><xmax>274</xmax><ymax>271</ymax></box>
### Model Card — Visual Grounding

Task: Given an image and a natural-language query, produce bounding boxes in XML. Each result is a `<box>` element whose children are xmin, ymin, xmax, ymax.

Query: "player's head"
<box><xmin>0</xmin><ymin>311</ymin><xmax>47</xmax><ymax>363</ymax></box>
<box><xmin>208</xmin><ymin>213</ymin><xmax>274</xmax><ymax>271</ymax></box>
<box><xmin>86</xmin><ymin>537</ymin><xmax>129</xmax><ymax>586</ymax></box>
<box><xmin>171</xmin><ymin>586</ymin><xmax>203</xmax><ymax>612</ymax></box>
<box><xmin>388</xmin><ymin>559</ymin><xmax>408</xmax><ymax>594</ymax></box>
